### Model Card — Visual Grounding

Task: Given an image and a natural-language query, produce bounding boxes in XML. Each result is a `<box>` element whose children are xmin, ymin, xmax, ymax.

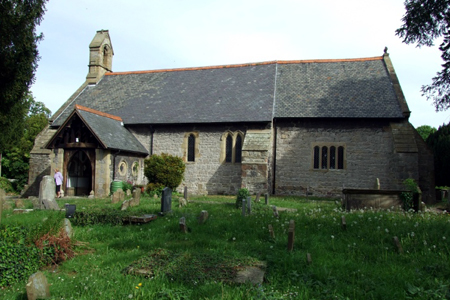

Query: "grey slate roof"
<box><xmin>52</xmin><ymin>56</ymin><xmax>405</xmax><ymax>127</ymax></box>
<box><xmin>77</xmin><ymin>109</ymin><xmax>148</xmax><ymax>154</ymax></box>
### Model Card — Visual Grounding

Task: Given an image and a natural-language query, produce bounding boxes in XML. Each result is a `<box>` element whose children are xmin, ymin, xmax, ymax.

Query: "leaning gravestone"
<box><xmin>39</xmin><ymin>176</ymin><xmax>59</xmax><ymax>210</ymax></box>
<box><xmin>111</xmin><ymin>188</ymin><xmax>124</xmax><ymax>204</ymax></box>
<box><xmin>161</xmin><ymin>187</ymin><xmax>172</xmax><ymax>213</ymax></box>
<box><xmin>130</xmin><ymin>188</ymin><xmax>141</xmax><ymax>207</ymax></box>
<box><xmin>64</xmin><ymin>218</ymin><xmax>73</xmax><ymax>239</ymax></box>
<box><xmin>26</xmin><ymin>271</ymin><xmax>50</xmax><ymax>300</ymax></box>
<box><xmin>15</xmin><ymin>199</ymin><xmax>25</xmax><ymax>208</ymax></box>
<box><xmin>121</xmin><ymin>199</ymin><xmax>130</xmax><ymax>211</ymax></box>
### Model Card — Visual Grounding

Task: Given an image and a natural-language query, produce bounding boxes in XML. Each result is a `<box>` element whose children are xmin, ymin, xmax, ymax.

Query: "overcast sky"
<box><xmin>31</xmin><ymin>0</ymin><xmax>450</xmax><ymax>128</ymax></box>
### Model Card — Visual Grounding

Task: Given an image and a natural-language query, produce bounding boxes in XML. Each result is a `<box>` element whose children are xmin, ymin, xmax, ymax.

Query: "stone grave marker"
<box><xmin>130</xmin><ymin>188</ymin><xmax>141</xmax><ymax>207</ymax></box>
<box><xmin>39</xmin><ymin>176</ymin><xmax>60</xmax><ymax>210</ymax></box>
<box><xmin>65</xmin><ymin>204</ymin><xmax>76</xmax><ymax>218</ymax></box>
<box><xmin>198</xmin><ymin>210</ymin><xmax>209</xmax><ymax>224</ymax></box>
<box><xmin>272</xmin><ymin>206</ymin><xmax>279</xmax><ymax>218</ymax></box>
<box><xmin>375</xmin><ymin>178</ymin><xmax>381</xmax><ymax>190</ymax></box>
<box><xmin>306</xmin><ymin>253</ymin><xmax>312</xmax><ymax>264</ymax></box>
<box><xmin>255</xmin><ymin>192</ymin><xmax>261</xmax><ymax>203</ymax></box>
<box><xmin>161</xmin><ymin>187</ymin><xmax>172</xmax><ymax>213</ymax></box>
<box><xmin>64</xmin><ymin>218</ymin><xmax>73</xmax><ymax>239</ymax></box>
<box><xmin>179</xmin><ymin>217</ymin><xmax>187</xmax><ymax>233</ymax></box>
<box><xmin>241</xmin><ymin>199</ymin><xmax>246</xmax><ymax>217</ymax></box>
<box><xmin>178</xmin><ymin>197</ymin><xmax>187</xmax><ymax>207</ymax></box>
<box><xmin>268</xmin><ymin>224</ymin><xmax>275</xmax><ymax>238</ymax></box>
<box><xmin>121</xmin><ymin>199</ymin><xmax>130</xmax><ymax>211</ymax></box>
<box><xmin>111</xmin><ymin>188</ymin><xmax>124</xmax><ymax>204</ymax></box>
<box><xmin>126</xmin><ymin>189</ymin><xmax>131</xmax><ymax>196</ymax></box>
<box><xmin>184</xmin><ymin>186</ymin><xmax>188</xmax><ymax>201</ymax></box>
<box><xmin>287</xmin><ymin>220</ymin><xmax>295</xmax><ymax>252</ymax></box>
<box><xmin>26</xmin><ymin>271</ymin><xmax>50</xmax><ymax>300</ymax></box>
<box><xmin>88</xmin><ymin>190</ymin><xmax>95</xmax><ymax>199</ymax></box>
<box><xmin>15</xmin><ymin>198</ymin><xmax>25</xmax><ymax>208</ymax></box>
<box><xmin>247</xmin><ymin>196</ymin><xmax>252</xmax><ymax>214</ymax></box>
<box><xmin>265</xmin><ymin>193</ymin><xmax>269</xmax><ymax>205</ymax></box>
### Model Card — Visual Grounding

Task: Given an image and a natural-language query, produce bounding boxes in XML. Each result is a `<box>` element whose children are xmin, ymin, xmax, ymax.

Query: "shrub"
<box><xmin>235</xmin><ymin>188</ymin><xmax>250</xmax><ymax>208</ymax></box>
<box><xmin>400</xmin><ymin>178</ymin><xmax>419</xmax><ymax>211</ymax></box>
<box><xmin>146</xmin><ymin>182</ymin><xmax>165</xmax><ymax>197</ymax></box>
<box><xmin>0</xmin><ymin>177</ymin><xmax>14</xmax><ymax>193</ymax></box>
<box><xmin>72</xmin><ymin>209</ymin><xmax>133</xmax><ymax>226</ymax></box>
<box><xmin>144</xmin><ymin>153</ymin><xmax>185</xmax><ymax>190</ymax></box>
<box><xmin>122</xmin><ymin>180</ymin><xmax>133</xmax><ymax>193</ymax></box>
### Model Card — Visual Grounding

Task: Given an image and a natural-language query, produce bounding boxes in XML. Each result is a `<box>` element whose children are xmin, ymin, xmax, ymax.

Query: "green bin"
<box><xmin>111</xmin><ymin>180</ymin><xmax>123</xmax><ymax>193</ymax></box>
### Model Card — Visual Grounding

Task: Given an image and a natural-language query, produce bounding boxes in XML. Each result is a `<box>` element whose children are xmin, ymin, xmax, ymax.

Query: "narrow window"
<box><xmin>330</xmin><ymin>146</ymin><xmax>336</xmax><ymax>169</ymax></box>
<box><xmin>338</xmin><ymin>146</ymin><xmax>344</xmax><ymax>169</ymax></box>
<box><xmin>188</xmin><ymin>134</ymin><xmax>195</xmax><ymax>162</ymax></box>
<box><xmin>313</xmin><ymin>146</ymin><xmax>320</xmax><ymax>169</ymax></box>
<box><xmin>321</xmin><ymin>146</ymin><xmax>328</xmax><ymax>169</ymax></box>
<box><xmin>235</xmin><ymin>135</ymin><xmax>242</xmax><ymax>163</ymax></box>
<box><xmin>225</xmin><ymin>135</ymin><xmax>233</xmax><ymax>163</ymax></box>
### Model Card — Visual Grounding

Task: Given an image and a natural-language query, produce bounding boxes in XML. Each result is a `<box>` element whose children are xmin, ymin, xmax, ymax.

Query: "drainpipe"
<box><xmin>272</xmin><ymin>120</ymin><xmax>277</xmax><ymax>195</ymax></box>
<box><xmin>150</xmin><ymin>126</ymin><xmax>155</xmax><ymax>156</ymax></box>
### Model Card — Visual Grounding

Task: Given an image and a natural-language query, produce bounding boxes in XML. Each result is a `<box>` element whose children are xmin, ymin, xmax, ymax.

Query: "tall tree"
<box><xmin>396</xmin><ymin>0</ymin><xmax>450</xmax><ymax>111</ymax></box>
<box><xmin>426</xmin><ymin>122</ymin><xmax>450</xmax><ymax>187</ymax></box>
<box><xmin>0</xmin><ymin>0</ymin><xmax>48</xmax><ymax>150</ymax></box>
<box><xmin>416</xmin><ymin>124</ymin><xmax>437</xmax><ymax>141</ymax></box>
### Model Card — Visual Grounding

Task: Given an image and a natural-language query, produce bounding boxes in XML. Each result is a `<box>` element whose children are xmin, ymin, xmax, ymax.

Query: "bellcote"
<box><xmin>86</xmin><ymin>30</ymin><xmax>114</xmax><ymax>84</ymax></box>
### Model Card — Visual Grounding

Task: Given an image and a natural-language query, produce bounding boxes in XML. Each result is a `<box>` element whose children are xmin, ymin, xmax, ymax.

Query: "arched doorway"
<box><xmin>67</xmin><ymin>151</ymin><xmax>92</xmax><ymax>196</ymax></box>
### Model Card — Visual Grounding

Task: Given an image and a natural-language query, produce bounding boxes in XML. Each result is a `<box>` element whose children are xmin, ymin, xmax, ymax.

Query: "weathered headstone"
<box><xmin>393</xmin><ymin>236</ymin><xmax>403</xmax><ymax>254</ymax></box>
<box><xmin>287</xmin><ymin>220</ymin><xmax>295</xmax><ymax>252</ymax></box>
<box><xmin>65</xmin><ymin>204</ymin><xmax>76</xmax><ymax>218</ymax></box>
<box><xmin>15</xmin><ymin>199</ymin><xmax>25</xmax><ymax>208</ymax></box>
<box><xmin>265</xmin><ymin>193</ymin><xmax>269</xmax><ymax>205</ymax></box>
<box><xmin>247</xmin><ymin>196</ymin><xmax>252</xmax><ymax>214</ymax></box>
<box><xmin>184</xmin><ymin>186</ymin><xmax>188</xmax><ymax>201</ymax></box>
<box><xmin>64</xmin><ymin>218</ymin><xmax>73</xmax><ymax>239</ymax></box>
<box><xmin>121</xmin><ymin>199</ymin><xmax>130</xmax><ymax>211</ymax></box>
<box><xmin>26</xmin><ymin>271</ymin><xmax>50</xmax><ymax>300</ymax></box>
<box><xmin>3</xmin><ymin>201</ymin><xmax>12</xmax><ymax>210</ymax></box>
<box><xmin>255</xmin><ymin>192</ymin><xmax>261</xmax><ymax>203</ymax></box>
<box><xmin>198</xmin><ymin>210</ymin><xmax>209</xmax><ymax>224</ymax></box>
<box><xmin>126</xmin><ymin>189</ymin><xmax>131</xmax><ymax>196</ymax></box>
<box><xmin>13</xmin><ymin>209</ymin><xmax>33</xmax><ymax>214</ymax></box>
<box><xmin>341</xmin><ymin>216</ymin><xmax>347</xmax><ymax>230</ymax></box>
<box><xmin>242</xmin><ymin>199</ymin><xmax>246</xmax><ymax>217</ymax></box>
<box><xmin>268</xmin><ymin>224</ymin><xmax>275</xmax><ymax>238</ymax></box>
<box><xmin>0</xmin><ymin>188</ymin><xmax>4</xmax><ymax>224</ymax></box>
<box><xmin>88</xmin><ymin>190</ymin><xmax>95</xmax><ymax>199</ymax></box>
<box><xmin>130</xmin><ymin>188</ymin><xmax>141</xmax><ymax>207</ymax></box>
<box><xmin>161</xmin><ymin>187</ymin><xmax>172</xmax><ymax>213</ymax></box>
<box><xmin>272</xmin><ymin>206</ymin><xmax>279</xmax><ymax>218</ymax></box>
<box><xmin>111</xmin><ymin>188</ymin><xmax>124</xmax><ymax>204</ymax></box>
<box><xmin>38</xmin><ymin>176</ymin><xmax>59</xmax><ymax>210</ymax></box>
<box><xmin>178</xmin><ymin>197</ymin><xmax>187</xmax><ymax>207</ymax></box>
<box><xmin>306</xmin><ymin>253</ymin><xmax>312</xmax><ymax>264</ymax></box>
<box><xmin>375</xmin><ymin>178</ymin><xmax>380</xmax><ymax>190</ymax></box>
<box><xmin>179</xmin><ymin>217</ymin><xmax>187</xmax><ymax>233</ymax></box>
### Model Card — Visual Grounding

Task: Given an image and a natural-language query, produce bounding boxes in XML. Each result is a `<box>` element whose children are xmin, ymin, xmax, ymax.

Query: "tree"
<box><xmin>1</xmin><ymin>93</ymin><xmax>50</xmax><ymax>191</ymax></box>
<box><xmin>0</xmin><ymin>0</ymin><xmax>48</xmax><ymax>151</ymax></box>
<box><xmin>396</xmin><ymin>0</ymin><xmax>450</xmax><ymax>111</ymax></box>
<box><xmin>144</xmin><ymin>153</ymin><xmax>185</xmax><ymax>190</ymax></box>
<box><xmin>416</xmin><ymin>124</ymin><xmax>437</xmax><ymax>141</ymax></box>
<box><xmin>426</xmin><ymin>122</ymin><xmax>450</xmax><ymax>187</ymax></box>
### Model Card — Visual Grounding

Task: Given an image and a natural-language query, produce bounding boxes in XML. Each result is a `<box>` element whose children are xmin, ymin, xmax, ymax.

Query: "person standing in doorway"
<box><xmin>54</xmin><ymin>169</ymin><xmax>63</xmax><ymax>198</ymax></box>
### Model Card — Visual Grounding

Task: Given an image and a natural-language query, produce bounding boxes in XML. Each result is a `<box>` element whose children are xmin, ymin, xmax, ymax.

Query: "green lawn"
<box><xmin>1</xmin><ymin>195</ymin><xmax>449</xmax><ymax>299</ymax></box>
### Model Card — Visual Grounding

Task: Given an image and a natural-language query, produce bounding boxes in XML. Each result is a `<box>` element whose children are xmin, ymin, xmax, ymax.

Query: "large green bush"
<box><xmin>235</xmin><ymin>188</ymin><xmax>250</xmax><ymax>208</ymax></box>
<box><xmin>426</xmin><ymin>123</ymin><xmax>450</xmax><ymax>187</ymax></box>
<box><xmin>144</xmin><ymin>153</ymin><xmax>185</xmax><ymax>190</ymax></box>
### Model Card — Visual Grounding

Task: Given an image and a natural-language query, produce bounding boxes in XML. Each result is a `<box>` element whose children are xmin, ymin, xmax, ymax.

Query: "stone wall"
<box><xmin>130</xmin><ymin>123</ymin><xmax>269</xmax><ymax>195</ymax></box>
<box><xmin>274</xmin><ymin>119</ymin><xmax>420</xmax><ymax>197</ymax></box>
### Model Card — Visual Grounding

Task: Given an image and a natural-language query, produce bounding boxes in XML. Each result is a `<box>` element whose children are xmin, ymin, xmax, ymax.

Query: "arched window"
<box><xmin>321</xmin><ymin>146</ymin><xmax>328</xmax><ymax>169</ymax></box>
<box><xmin>338</xmin><ymin>146</ymin><xmax>344</xmax><ymax>169</ymax></box>
<box><xmin>313</xmin><ymin>144</ymin><xmax>345</xmax><ymax>170</ymax></box>
<box><xmin>313</xmin><ymin>146</ymin><xmax>320</xmax><ymax>169</ymax></box>
<box><xmin>235</xmin><ymin>134</ymin><xmax>242</xmax><ymax>163</ymax></box>
<box><xmin>187</xmin><ymin>134</ymin><xmax>195</xmax><ymax>162</ymax></box>
<box><xmin>225</xmin><ymin>135</ymin><xmax>233</xmax><ymax>163</ymax></box>
<box><xmin>330</xmin><ymin>146</ymin><xmax>336</xmax><ymax>169</ymax></box>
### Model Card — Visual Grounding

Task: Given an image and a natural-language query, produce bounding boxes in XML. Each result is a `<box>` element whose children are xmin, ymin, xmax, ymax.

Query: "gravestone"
<box><xmin>130</xmin><ymin>188</ymin><xmax>141</xmax><ymax>207</ymax></box>
<box><xmin>241</xmin><ymin>199</ymin><xmax>246</xmax><ymax>217</ymax></box>
<box><xmin>247</xmin><ymin>196</ymin><xmax>252</xmax><ymax>214</ymax></box>
<box><xmin>126</xmin><ymin>189</ymin><xmax>131</xmax><ymax>196</ymax></box>
<box><xmin>65</xmin><ymin>204</ymin><xmax>76</xmax><ymax>218</ymax></box>
<box><xmin>26</xmin><ymin>271</ymin><xmax>50</xmax><ymax>300</ymax></box>
<box><xmin>198</xmin><ymin>210</ymin><xmax>209</xmax><ymax>224</ymax></box>
<box><xmin>265</xmin><ymin>193</ymin><xmax>269</xmax><ymax>205</ymax></box>
<box><xmin>15</xmin><ymin>199</ymin><xmax>25</xmax><ymax>208</ymax></box>
<box><xmin>375</xmin><ymin>178</ymin><xmax>381</xmax><ymax>190</ymax></box>
<box><xmin>393</xmin><ymin>236</ymin><xmax>403</xmax><ymax>254</ymax></box>
<box><xmin>121</xmin><ymin>199</ymin><xmax>130</xmax><ymax>211</ymax></box>
<box><xmin>88</xmin><ymin>190</ymin><xmax>95</xmax><ymax>199</ymax></box>
<box><xmin>268</xmin><ymin>224</ymin><xmax>275</xmax><ymax>238</ymax></box>
<box><xmin>341</xmin><ymin>216</ymin><xmax>347</xmax><ymax>230</ymax></box>
<box><xmin>64</xmin><ymin>218</ymin><xmax>73</xmax><ymax>239</ymax></box>
<box><xmin>306</xmin><ymin>253</ymin><xmax>312</xmax><ymax>264</ymax></box>
<box><xmin>161</xmin><ymin>187</ymin><xmax>172</xmax><ymax>213</ymax></box>
<box><xmin>179</xmin><ymin>217</ymin><xmax>187</xmax><ymax>233</ymax></box>
<box><xmin>255</xmin><ymin>192</ymin><xmax>261</xmax><ymax>203</ymax></box>
<box><xmin>178</xmin><ymin>197</ymin><xmax>187</xmax><ymax>207</ymax></box>
<box><xmin>111</xmin><ymin>188</ymin><xmax>124</xmax><ymax>204</ymax></box>
<box><xmin>184</xmin><ymin>186</ymin><xmax>188</xmax><ymax>201</ymax></box>
<box><xmin>38</xmin><ymin>176</ymin><xmax>59</xmax><ymax>210</ymax></box>
<box><xmin>0</xmin><ymin>188</ymin><xmax>4</xmax><ymax>224</ymax></box>
<box><xmin>272</xmin><ymin>206</ymin><xmax>279</xmax><ymax>218</ymax></box>
<box><xmin>287</xmin><ymin>220</ymin><xmax>295</xmax><ymax>251</ymax></box>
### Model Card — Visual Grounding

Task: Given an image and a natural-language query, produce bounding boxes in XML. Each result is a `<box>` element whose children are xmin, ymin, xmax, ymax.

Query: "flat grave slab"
<box><xmin>127</xmin><ymin>214</ymin><xmax>157</xmax><ymax>224</ymax></box>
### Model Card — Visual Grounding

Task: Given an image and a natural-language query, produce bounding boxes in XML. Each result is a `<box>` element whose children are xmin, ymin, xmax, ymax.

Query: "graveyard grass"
<box><xmin>1</xmin><ymin>195</ymin><xmax>450</xmax><ymax>300</ymax></box>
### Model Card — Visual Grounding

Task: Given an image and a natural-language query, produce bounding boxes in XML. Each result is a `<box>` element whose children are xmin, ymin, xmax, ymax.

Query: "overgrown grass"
<box><xmin>1</xmin><ymin>195</ymin><xmax>449</xmax><ymax>299</ymax></box>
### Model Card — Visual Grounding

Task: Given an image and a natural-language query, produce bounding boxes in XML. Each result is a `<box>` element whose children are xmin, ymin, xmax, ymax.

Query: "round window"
<box><xmin>132</xmin><ymin>161</ymin><xmax>139</xmax><ymax>177</ymax></box>
<box><xmin>118</xmin><ymin>161</ymin><xmax>128</xmax><ymax>176</ymax></box>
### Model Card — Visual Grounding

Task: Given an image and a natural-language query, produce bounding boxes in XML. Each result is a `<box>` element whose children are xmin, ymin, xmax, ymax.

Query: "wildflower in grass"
<box><xmin>331</xmin><ymin>235</ymin><xmax>335</xmax><ymax>239</ymax></box>
<box><xmin>385</xmin><ymin>228</ymin><xmax>389</xmax><ymax>233</ymax></box>
<box><xmin>423</xmin><ymin>240</ymin><xmax>427</xmax><ymax>246</ymax></box>
<box><xmin>138</xmin><ymin>283</ymin><xmax>142</xmax><ymax>286</ymax></box>
<box><xmin>232</xmin><ymin>237</ymin><xmax>236</xmax><ymax>241</ymax></box>
<box><xmin>443</xmin><ymin>236</ymin><xmax>446</xmax><ymax>240</ymax></box>
<box><xmin>411</xmin><ymin>232</ymin><xmax>415</xmax><ymax>237</ymax></box>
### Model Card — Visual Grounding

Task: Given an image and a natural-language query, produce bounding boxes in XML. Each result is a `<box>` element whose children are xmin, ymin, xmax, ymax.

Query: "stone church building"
<box><xmin>25</xmin><ymin>30</ymin><xmax>435</xmax><ymax>202</ymax></box>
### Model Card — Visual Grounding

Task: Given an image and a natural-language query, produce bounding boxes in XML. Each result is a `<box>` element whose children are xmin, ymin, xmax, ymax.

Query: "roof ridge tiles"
<box><xmin>75</xmin><ymin>104</ymin><xmax>122</xmax><ymax>121</ymax></box>
<box><xmin>105</xmin><ymin>56</ymin><xmax>383</xmax><ymax>76</ymax></box>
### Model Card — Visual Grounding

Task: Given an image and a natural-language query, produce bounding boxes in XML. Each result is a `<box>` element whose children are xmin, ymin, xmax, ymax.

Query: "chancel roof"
<box><xmin>52</xmin><ymin>55</ymin><xmax>406</xmax><ymax>127</ymax></box>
